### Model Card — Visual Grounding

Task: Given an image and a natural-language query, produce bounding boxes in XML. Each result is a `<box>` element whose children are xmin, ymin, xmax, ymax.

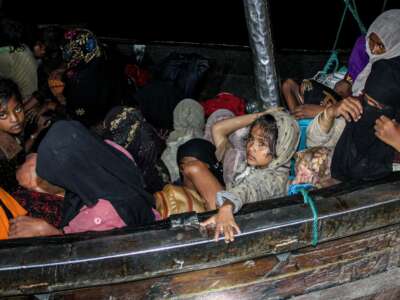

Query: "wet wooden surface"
<box><xmin>37</xmin><ymin>223</ymin><xmax>400</xmax><ymax>299</ymax></box>
<box><xmin>1</xmin><ymin>175</ymin><xmax>400</xmax><ymax>296</ymax></box>
<box><xmin>294</xmin><ymin>266</ymin><xmax>400</xmax><ymax>300</ymax></box>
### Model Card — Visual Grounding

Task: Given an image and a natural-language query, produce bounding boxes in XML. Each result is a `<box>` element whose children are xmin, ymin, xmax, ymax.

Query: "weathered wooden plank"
<box><xmin>293</xmin><ymin>267</ymin><xmax>400</xmax><ymax>300</ymax></box>
<box><xmin>1</xmin><ymin>177</ymin><xmax>400</xmax><ymax>296</ymax></box>
<box><xmin>48</xmin><ymin>223</ymin><xmax>400</xmax><ymax>299</ymax></box>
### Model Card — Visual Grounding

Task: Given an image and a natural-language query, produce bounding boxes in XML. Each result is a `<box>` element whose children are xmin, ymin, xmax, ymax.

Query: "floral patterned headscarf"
<box><xmin>62</xmin><ymin>28</ymin><xmax>102</xmax><ymax>70</ymax></box>
<box><xmin>293</xmin><ymin>146</ymin><xmax>333</xmax><ymax>188</ymax></box>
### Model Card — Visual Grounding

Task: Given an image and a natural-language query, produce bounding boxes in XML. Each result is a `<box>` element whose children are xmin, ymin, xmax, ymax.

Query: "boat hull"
<box><xmin>1</xmin><ymin>174</ymin><xmax>400</xmax><ymax>298</ymax></box>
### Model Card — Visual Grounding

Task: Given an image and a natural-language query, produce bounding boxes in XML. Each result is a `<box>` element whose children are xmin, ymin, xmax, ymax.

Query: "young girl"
<box><xmin>0</xmin><ymin>78</ymin><xmax>27</xmax><ymax>193</ymax></box>
<box><xmin>186</xmin><ymin>109</ymin><xmax>299</xmax><ymax>243</ymax></box>
<box><xmin>0</xmin><ymin>78</ymin><xmax>52</xmax><ymax>190</ymax></box>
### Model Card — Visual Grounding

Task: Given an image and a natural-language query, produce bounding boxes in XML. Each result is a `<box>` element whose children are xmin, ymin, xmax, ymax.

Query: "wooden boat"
<box><xmin>2</xmin><ymin>173</ymin><xmax>400</xmax><ymax>299</ymax></box>
<box><xmin>3</xmin><ymin>2</ymin><xmax>400</xmax><ymax>299</ymax></box>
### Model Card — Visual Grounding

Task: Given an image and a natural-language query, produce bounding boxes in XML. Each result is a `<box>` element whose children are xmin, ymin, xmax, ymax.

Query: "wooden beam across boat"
<box><xmin>1</xmin><ymin>174</ymin><xmax>400</xmax><ymax>297</ymax></box>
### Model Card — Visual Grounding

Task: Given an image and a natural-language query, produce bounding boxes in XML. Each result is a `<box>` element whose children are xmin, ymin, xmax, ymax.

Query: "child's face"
<box><xmin>0</xmin><ymin>96</ymin><xmax>24</xmax><ymax>135</ymax></box>
<box><xmin>246</xmin><ymin>125</ymin><xmax>273</xmax><ymax>168</ymax></box>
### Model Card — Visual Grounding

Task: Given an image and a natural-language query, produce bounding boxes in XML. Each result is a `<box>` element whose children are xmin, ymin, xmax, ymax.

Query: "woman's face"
<box><xmin>0</xmin><ymin>95</ymin><xmax>24</xmax><ymax>135</ymax></box>
<box><xmin>368</xmin><ymin>33</ymin><xmax>386</xmax><ymax>55</ymax></box>
<box><xmin>246</xmin><ymin>125</ymin><xmax>273</xmax><ymax>168</ymax></box>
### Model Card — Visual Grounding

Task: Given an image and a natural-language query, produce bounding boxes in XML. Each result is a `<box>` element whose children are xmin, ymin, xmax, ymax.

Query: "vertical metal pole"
<box><xmin>243</xmin><ymin>0</ymin><xmax>280</xmax><ymax>108</ymax></box>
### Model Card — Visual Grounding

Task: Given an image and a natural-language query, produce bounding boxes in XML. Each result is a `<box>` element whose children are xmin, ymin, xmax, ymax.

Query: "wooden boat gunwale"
<box><xmin>1</xmin><ymin>2</ymin><xmax>398</xmax><ymax>296</ymax></box>
<box><xmin>1</xmin><ymin>173</ymin><xmax>400</xmax><ymax>296</ymax></box>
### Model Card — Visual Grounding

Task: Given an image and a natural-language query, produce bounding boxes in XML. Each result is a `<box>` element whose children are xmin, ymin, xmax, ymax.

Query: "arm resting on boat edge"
<box><xmin>8</xmin><ymin>199</ymin><xmax>127</xmax><ymax>238</ymax></box>
<box><xmin>200</xmin><ymin>200</ymin><xmax>240</xmax><ymax>243</ymax></box>
<box><xmin>9</xmin><ymin>216</ymin><xmax>62</xmax><ymax>238</ymax></box>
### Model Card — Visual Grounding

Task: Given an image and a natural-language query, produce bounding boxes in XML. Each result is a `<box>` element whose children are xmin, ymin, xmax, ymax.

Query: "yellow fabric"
<box><xmin>154</xmin><ymin>184</ymin><xmax>207</xmax><ymax>219</ymax></box>
<box><xmin>0</xmin><ymin>187</ymin><xmax>27</xmax><ymax>239</ymax></box>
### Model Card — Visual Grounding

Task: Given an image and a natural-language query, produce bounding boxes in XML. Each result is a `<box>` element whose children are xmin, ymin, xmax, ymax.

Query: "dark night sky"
<box><xmin>2</xmin><ymin>0</ymin><xmax>400</xmax><ymax>50</ymax></box>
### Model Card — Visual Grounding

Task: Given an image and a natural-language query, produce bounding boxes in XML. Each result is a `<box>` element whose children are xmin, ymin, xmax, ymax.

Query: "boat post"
<box><xmin>243</xmin><ymin>0</ymin><xmax>280</xmax><ymax>108</ymax></box>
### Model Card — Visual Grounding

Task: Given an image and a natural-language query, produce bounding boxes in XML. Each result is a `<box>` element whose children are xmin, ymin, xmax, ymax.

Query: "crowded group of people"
<box><xmin>1</xmin><ymin>9</ymin><xmax>400</xmax><ymax>243</ymax></box>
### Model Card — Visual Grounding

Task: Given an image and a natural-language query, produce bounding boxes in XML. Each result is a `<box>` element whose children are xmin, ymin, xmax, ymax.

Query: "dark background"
<box><xmin>2</xmin><ymin>0</ymin><xmax>399</xmax><ymax>50</ymax></box>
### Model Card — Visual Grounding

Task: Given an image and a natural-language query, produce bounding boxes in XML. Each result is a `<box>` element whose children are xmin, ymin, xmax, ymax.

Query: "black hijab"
<box><xmin>103</xmin><ymin>106</ymin><xmax>168</xmax><ymax>193</ymax></box>
<box><xmin>37</xmin><ymin>120</ymin><xmax>155</xmax><ymax>228</ymax></box>
<box><xmin>331</xmin><ymin>102</ymin><xmax>396</xmax><ymax>181</ymax></box>
<box><xmin>177</xmin><ymin>138</ymin><xmax>224</xmax><ymax>185</ymax></box>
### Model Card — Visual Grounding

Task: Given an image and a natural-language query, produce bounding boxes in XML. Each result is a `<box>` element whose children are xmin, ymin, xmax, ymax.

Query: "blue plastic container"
<box><xmin>297</xmin><ymin>118</ymin><xmax>312</xmax><ymax>151</ymax></box>
<box><xmin>290</xmin><ymin>118</ymin><xmax>313</xmax><ymax>177</ymax></box>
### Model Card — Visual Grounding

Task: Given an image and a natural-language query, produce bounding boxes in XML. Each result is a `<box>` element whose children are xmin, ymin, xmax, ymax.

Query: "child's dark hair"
<box><xmin>249</xmin><ymin>114</ymin><xmax>278</xmax><ymax>158</ymax></box>
<box><xmin>0</xmin><ymin>78</ymin><xmax>22</xmax><ymax>107</ymax></box>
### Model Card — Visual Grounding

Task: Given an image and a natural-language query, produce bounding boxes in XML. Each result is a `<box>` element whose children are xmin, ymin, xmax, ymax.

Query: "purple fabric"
<box><xmin>348</xmin><ymin>35</ymin><xmax>369</xmax><ymax>82</ymax></box>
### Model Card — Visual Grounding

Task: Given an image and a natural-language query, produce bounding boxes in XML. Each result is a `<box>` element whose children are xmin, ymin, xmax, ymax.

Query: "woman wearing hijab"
<box><xmin>352</xmin><ymin>9</ymin><xmax>400</xmax><ymax>99</ymax></box>
<box><xmin>9</xmin><ymin>121</ymin><xmax>156</xmax><ymax>238</ymax></box>
<box><xmin>307</xmin><ymin>10</ymin><xmax>400</xmax><ymax>182</ymax></box>
<box><xmin>191</xmin><ymin>109</ymin><xmax>299</xmax><ymax>243</ymax></box>
<box><xmin>62</xmin><ymin>28</ymin><xmax>125</xmax><ymax>128</ymax></box>
<box><xmin>161</xmin><ymin>99</ymin><xmax>205</xmax><ymax>182</ymax></box>
<box><xmin>103</xmin><ymin>106</ymin><xmax>169</xmax><ymax>193</ymax></box>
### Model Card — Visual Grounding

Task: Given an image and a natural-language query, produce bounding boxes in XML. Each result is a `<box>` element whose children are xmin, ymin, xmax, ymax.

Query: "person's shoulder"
<box><xmin>373</xmin><ymin>56</ymin><xmax>400</xmax><ymax>68</ymax></box>
<box><xmin>371</xmin><ymin>57</ymin><xmax>400</xmax><ymax>81</ymax></box>
<box><xmin>389</xmin><ymin>56</ymin><xmax>400</xmax><ymax>67</ymax></box>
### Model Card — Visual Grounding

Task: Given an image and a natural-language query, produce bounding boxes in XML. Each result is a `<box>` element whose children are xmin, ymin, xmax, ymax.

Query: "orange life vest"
<box><xmin>0</xmin><ymin>187</ymin><xmax>27</xmax><ymax>239</ymax></box>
